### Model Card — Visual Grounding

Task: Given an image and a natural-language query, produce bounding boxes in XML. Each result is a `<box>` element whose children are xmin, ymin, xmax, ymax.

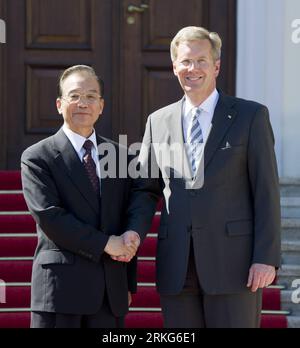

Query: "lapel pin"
<box><xmin>228</xmin><ymin>115</ymin><xmax>232</xmax><ymax>119</ymax></box>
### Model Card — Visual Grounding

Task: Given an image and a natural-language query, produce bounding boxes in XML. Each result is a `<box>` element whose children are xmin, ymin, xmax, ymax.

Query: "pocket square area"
<box><xmin>221</xmin><ymin>143</ymin><xmax>245</xmax><ymax>151</ymax></box>
<box><xmin>221</xmin><ymin>142</ymin><xmax>232</xmax><ymax>150</ymax></box>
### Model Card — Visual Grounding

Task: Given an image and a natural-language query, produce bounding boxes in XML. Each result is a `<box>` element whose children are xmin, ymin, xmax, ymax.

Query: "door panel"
<box><xmin>142</xmin><ymin>0</ymin><xmax>206</xmax><ymax>50</ymax></box>
<box><xmin>26</xmin><ymin>0</ymin><xmax>92</xmax><ymax>49</ymax></box>
<box><xmin>26</xmin><ymin>66</ymin><xmax>63</xmax><ymax>133</ymax></box>
<box><xmin>0</xmin><ymin>0</ymin><xmax>236</xmax><ymax>168</ymax></box>
<box><xmin>1</xmin><ymin>0</ymin><xmax>114</xmax><ymax>168</ymax></box>
<box><xmin>118</xmin><ymin>0</ymin><xmax>236</xmax><ymax>144</ymax></box>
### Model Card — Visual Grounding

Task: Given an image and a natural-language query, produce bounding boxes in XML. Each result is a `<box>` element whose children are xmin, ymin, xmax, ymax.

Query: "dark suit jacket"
<box><xmin>21</xmin><ymin>128</ymin><xmax>152</xmax><ymax>316</ymax></box>
<box><xmin>128</xmin><ymin>92</ymin><xmax>281</xmax><ymax>296</ymax></box>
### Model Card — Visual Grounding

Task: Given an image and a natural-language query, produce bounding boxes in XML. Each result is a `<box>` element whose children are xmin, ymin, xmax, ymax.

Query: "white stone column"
<box><xmin>236</xmin><ymin>0</ymin><xmax>284</xmax><ymax>176</ymax></box>
<box><xmin>283</xmin><ymin>1</ymin><xmax>300</xmax><ymax>178</ymax></box>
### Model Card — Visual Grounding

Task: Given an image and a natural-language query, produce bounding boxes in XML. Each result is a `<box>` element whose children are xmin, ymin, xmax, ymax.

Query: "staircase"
<box><xmin>0</xmin><ymin>171</ymin><xmax>293</xmax><ymax>328</ymax></box>
<box><xmin>278</xmin><ymin>178</ymin><xmax>300</xmax><ymax>328</ymax></box>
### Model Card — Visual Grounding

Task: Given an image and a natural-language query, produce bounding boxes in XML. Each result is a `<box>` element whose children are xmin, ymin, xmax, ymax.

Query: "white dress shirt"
<box><xmin>62</xmin><ymin>125</ymin><xmax>101</xmax><ymax>191</ymax></box>
<box><xmin>182</xmin><ymin>89</ymin><xmax>219</xmax><ymax>144</ymax></box>
<box><xmin>182</xmin><ymin>89</ymin><xmax>219</xmax><ymax>173</ymax></box>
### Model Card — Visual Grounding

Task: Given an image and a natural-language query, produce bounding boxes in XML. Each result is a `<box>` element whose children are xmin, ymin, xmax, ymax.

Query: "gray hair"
<box><xmin>170</xmin><ymin>26</ymin><xmax>222</xmax><ymax>62</ymax></box>
<box><xmin>57</xmin><ymin>65</ymin><xmax>104</xmax><ymax>97</ymax></box>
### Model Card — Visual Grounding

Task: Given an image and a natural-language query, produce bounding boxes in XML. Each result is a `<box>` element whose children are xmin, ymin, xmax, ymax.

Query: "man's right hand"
<box><xmin>104</xmin><ymin>235</ymin><xmax>137</xmax><ymax>261</ymax></box>
<box><xmin>110</xmin><ymin>231</ymin><xmax>140</xmax><ymax>263</ymax></box>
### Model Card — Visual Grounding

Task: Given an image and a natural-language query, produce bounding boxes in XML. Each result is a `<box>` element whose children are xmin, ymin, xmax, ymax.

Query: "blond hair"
<box><xmin>170</xmin><ymin>26</ymin><xmax>222</xmax><ymax>62</ymax></box>
<box><xmin>57</xmin><ymin>65</ymin><xmax>104</xmax><ymax>97</ymax></box>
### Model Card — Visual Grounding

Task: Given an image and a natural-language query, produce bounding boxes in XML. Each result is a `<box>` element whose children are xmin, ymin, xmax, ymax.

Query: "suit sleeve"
<box><xmin>126</xmin><ymin>256</ymin><xmax>138</xmax><ymax>293</ymax></box>
<box><xmin>247</xmin><ymin>106</ymin><xmax>281</xmax><ymax>267</ymax></box>
<box><xmin>126</xmin><ymin>116</ymin><xmax>162</xmax><ymax>242</ymax></box>
<box><xmin>21</xmin><ymin>149</ymin><xmax>109</xmax><ymax>263</ymax></box>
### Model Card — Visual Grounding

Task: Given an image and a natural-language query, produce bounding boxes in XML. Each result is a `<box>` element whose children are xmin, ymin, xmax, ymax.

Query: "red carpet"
<box><xmin>0</xmin><ymin>193</ymin><xmax>28</xmax><ymax>211</ymax></box>
<box><xmin>137</xmin><ymin>261</ymin><xmax>156</xmax><ymax>284</ymax></box>
<box><xmin>0</xmin><ymin>286</ymin><xmax>31</xmax><ymax>309</ymax></box>
<box><xmin>149</xmin><ymin>215</ymin><xmax>160</xmax><ymax>234</ymax></box>
<box><xmin>261</xmin><ymin>315</ymin><xmax>287</xmax><ymax>329</ymax></box>
<box><xmin>126</xmin><ymin>313</ymin><xmax>164</xmax><ymax>328</ymax></box>
<box><xmin>0</xmin><ymin>312</ymin><xmax>286</xmax><ymax>329</ymax></box>
<box><xmin>0</xmin><ymin>171</ymin><xmax>22</xmax><ymax>190</ymax></box>
<box><xmin>0</xmin><ymin>313</ymin><xmax>31</xmax><ymax>329</ymax></box>
<box><xmin>0</xmin><ymin>283</ymin><xmax>282</xmax><ymax>312</ymax></box>
<box><xmin>0</xmin><ymin>171</ymin><xmax>288</xmax><ymax>328</ymax></box>
<box><xmin>139</xmin><ymin>236</ymin><xmax>157</xmax><ymax>257</ymax></box>
<box><xmin>0</xmin><ymin>237</ymin><xmax>37</xmax><ymax>257</ymax></box>
<box><xmin>262</xmin><ymin>288</ymin><xmax>281</xmax><ymax>311</ymax></box>
<box><xmin>0</xmin><ymin>260</ymin><xmax>33</xmax><ymax>282</ymax></box>
<box><xmin>0</xmin><ymin>215</ymin><xmax>36</xmax><ymax>233</ymax></box>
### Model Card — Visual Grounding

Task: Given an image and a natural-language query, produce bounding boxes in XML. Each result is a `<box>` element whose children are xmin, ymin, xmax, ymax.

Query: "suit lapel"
<box><xmin>96</xmin><ymin>135</ymin><xmax>112</xmax><ymax>231</ymax></box>
<box><xmin>204</xmin><ymin>93</ymin><xmax>237</xmax><ymax>169</ymax></box>
<box><xmin>165</xmin><ymin>99</ymin><xmax>193</xmax><ymax>180</ymax></box>
<box><xmin>165</xmin><ymin>100</ymin><xmax>185</xmax><ymax>145</ymax></box>
<box><xmin>162</xmin><ymin>94</ymin><xmax>238</xmax><ymax>186</ymax></box>
<box><xmin>53</xmin><ymin>129</ymin><xmax>100</xmax><ymax>215</ymax></box>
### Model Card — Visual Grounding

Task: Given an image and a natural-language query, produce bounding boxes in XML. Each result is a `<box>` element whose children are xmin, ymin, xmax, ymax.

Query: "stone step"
<box><xmin>281</xmin><ymin>240</ymin><xmax>300</xmax><ymax>264</ymax></box>
<box><xmin>287</xmin><ymin>316</ymin><xmax>300</xmax><ymax>328</ymax></box>
<box><xmin>281</xmin><ymin>297</ymin><xmax>300</xmax><ymax>320</ymax></box>
<box><xmin>281</xmin><ymin>197</ymin><xmax>300</xmax><ymax>219</ymax></box>
<box><xmin>277</xmin><ymin>264</ymin><xmax>300</xmax><ymax>290</ymax></box>
<box><xmin>281</xmin><ymin>219</ymin><xmax>300</xmax><ymax>240</ymax></box>
<box><xmin>281</xmin><ymin>290</ymin><xmax>300</xmax><ymax>316</ymax></box>
<box><xmin>280</xmin><ymin>178</ymin><xmax>300</xmax><ymax>197</ymax></box>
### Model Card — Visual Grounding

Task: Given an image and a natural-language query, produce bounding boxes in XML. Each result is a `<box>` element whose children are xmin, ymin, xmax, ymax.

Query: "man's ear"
<box><xmin>173</xmin><ymin>62</ymin><xmax>178</xmax><ymax>77</ymax></box>
<box><xmin>215</xmin><ymin>59</ymin><xmax>221</xmax><ymax>78</ymax></box>
<box><xmin>56</xmin><ymin>98</ymin><xmax>62</xmax><ymax>114</ymax></box>
<box><xmin>98</xmin><ymin>98</ymin><xmax>104</xmax><ymax>116</ymax></box>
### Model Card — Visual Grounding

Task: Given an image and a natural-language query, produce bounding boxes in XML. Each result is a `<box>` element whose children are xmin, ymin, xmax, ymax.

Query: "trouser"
<box><xmin>31</xmin><ymin>290</ymin><xmax>124</xmax><ymax>328</ymax></box>
<box><xmin>160</xmin><ymin>246</ymin><xmax>262</xmax><ymax>328</ymax></box>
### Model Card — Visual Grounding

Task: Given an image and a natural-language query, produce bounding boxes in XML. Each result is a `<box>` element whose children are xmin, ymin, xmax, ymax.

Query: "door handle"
<box><xmin>127</xmin><ymin>4</ymin><xmax>149</xmax><ymax>13</ymax></box>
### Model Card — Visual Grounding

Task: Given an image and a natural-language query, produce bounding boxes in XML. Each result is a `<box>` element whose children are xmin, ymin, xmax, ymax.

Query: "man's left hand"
<box><xmin>111</xmin><ymin>230</ymin><xmax>140</xmax><ymax>263</ymax></box>
<box><xmin>247</xmin><ymin>263</ymin><xmax>276</xmax><ymax>292</ymax></box>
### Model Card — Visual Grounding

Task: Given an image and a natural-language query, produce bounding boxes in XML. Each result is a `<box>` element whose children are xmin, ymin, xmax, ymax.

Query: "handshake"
<box><xmin>104</xmin><ymin>230</ymin><xmax>140</xmax><ymax>263</ymax></box>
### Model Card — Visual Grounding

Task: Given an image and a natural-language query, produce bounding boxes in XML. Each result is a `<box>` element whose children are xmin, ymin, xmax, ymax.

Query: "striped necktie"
<box><xmin>82</xmin><ymin>140</ymin><xmax>100</xmax><ymax>196</ymax></box>
<box><xmin>188</xmin><ymin>107</ymin><xmax>204</xmax><ymax>174</ymax></box>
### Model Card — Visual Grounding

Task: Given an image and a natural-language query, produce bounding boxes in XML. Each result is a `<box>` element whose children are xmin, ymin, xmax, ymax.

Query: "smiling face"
<box><xmin>56</xmin><ymin>72</ymin><xmax>104</xmax><ymax>137</ymax></box>
<box><xmin>173</xmin><ymin>39</ymin><xmax>221</xmax><ymax>105</ymax></box>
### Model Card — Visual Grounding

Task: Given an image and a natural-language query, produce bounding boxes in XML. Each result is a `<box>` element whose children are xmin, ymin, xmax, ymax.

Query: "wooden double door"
<box><xmin>0</xmin><ymin>0</ymin><xmax>236</xmax><ymax>169</ymax></box>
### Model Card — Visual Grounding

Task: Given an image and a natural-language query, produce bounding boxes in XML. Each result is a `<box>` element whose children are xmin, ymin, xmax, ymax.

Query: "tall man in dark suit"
<box><xmin>128</xmin><ymin>26</ymin><xmax>281</xmax><ymax>328</ymax></box>
<box><xmin>21</xmin><ymin>65</ymin><xmax>144</xmax><ymax>328</ymax></box>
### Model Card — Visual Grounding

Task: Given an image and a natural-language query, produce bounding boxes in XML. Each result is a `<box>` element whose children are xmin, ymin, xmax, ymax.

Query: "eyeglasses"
<box><xmin>62</xmin><ymin>93</ymin><xmax>102</xmax><ymax>105</ymax></box>
<box><xmin>178</xmin><ymin>59</ymin><xmax>208</xmax><ymax>69</ymax></box>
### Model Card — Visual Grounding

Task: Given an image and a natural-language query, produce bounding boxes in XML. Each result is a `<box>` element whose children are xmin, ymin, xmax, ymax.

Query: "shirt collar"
<box><xmin>184</xmin><ymin>89</ymin><xmax>219</xmax><ymax>116</ymax></box>
<box><xmin>62</xmin><ymin>125</ymin><xmax>97</xmax><ymax>153</ymax></box>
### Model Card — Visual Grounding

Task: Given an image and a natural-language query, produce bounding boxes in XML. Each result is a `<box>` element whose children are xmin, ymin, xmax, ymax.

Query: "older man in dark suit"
<box><xmin>21</xmin><ymin>65</ymin><xmax>148</xmax><ymax>328</ymax></box>
<box><xmin>126</xmin><ymin>26</ymin><xmax>281</xmax><ymax>328</ymax></box>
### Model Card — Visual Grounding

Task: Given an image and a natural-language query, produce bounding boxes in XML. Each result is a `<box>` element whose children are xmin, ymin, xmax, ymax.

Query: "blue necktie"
<box><xmin>188</xmin><ymin>107</ymin><xmax>204</xmax><ymax>174</ymax></box>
